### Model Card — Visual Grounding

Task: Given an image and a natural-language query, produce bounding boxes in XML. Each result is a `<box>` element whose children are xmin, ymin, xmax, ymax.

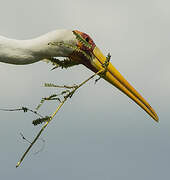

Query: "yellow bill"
<box><xmin>91</xmin><ymin>46</ymin><xmax>159</xmax><ymax>122</ymax></box>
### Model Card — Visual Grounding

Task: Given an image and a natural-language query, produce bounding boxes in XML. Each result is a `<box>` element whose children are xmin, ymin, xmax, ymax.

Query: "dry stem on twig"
<box><xmin>15</xmin><ymin>53</ymin><xmax>111</xmax><ymax>168</ymax></box>
<box><xmin>16</xmin><ymin>68</ymin><xmax>105</xmax><ymax>168</ymax></box>
<box><xmin>16</xmin><ymin>69</ymin><xmax>104</xmax><ymax>167</ymax></box>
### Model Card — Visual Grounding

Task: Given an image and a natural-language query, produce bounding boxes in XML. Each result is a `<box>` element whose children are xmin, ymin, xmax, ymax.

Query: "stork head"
<box><xmin>69</xmin><ymin>30</ymin><xmax>158</xmax><ymax>122</ymax></box>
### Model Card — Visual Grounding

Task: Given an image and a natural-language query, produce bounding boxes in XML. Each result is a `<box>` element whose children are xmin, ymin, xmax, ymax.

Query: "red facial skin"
<box><xmin>71</xmin><ymin>30</ymin><xmax>98</xmax><ymax>73</ymax></box>
<box><xmin>73</xmin><ymin>30</ymin><xmax>96</xmax><ymax>52</ymax></box>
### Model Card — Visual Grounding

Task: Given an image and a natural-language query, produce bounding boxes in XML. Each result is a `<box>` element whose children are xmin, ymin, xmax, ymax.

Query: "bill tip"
<box><xmin>153</xmin><ymin>115</ymin><xmax>159</xmax><ymax>122</ymax></box>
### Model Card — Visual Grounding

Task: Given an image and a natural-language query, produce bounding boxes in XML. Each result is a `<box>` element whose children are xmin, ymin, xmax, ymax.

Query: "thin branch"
<box><xmin>20</xmin><ymin>133</ymin><xmax>45</xmax><ymax>155</ymax></box>
<box><xmin>20</xmin><ymin>133</ymin><xmax>31</xmax><ymax>144</ymax></box>
<box><xmin>16</xmin><ymin>69</ymin><xmax>104</xmax><ymax>168</ymax></box>
<box><xmin>16</xmin><ymin>98</ymin><xmax>67</xmax><ymax>168</ymax></box>
<box><xmin>0</xmin><ymin>107</ymin><xmax>43</xmax><ymax>118</ymax></box>
<box><xmin>44</xmin><ymin>83</ymin><xmax>78</xmax><ymax>89</ymax></box>
<box><xmin>16</xmin><ymin>53</ymin><xmax>111</xmax><ymax>168</ymax></box>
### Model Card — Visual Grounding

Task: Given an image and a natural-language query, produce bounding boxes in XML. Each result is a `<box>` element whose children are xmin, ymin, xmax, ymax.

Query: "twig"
<box><xmin>16</xmin><ymin>69</ymin><xmax>104</xmax><ymax>168</ymax></box>
<box><xmin>20</xmin><ymin>133</ymin><xmax>31</xmax><ymax>144</ymax></box>
<box><xmin>44</xmin><ymin>83</ymin><xmax>78</xmax><ymax>89</ymax></box>
<box><xmin>16</xmin><ymin>99</ymin><xmax>66</xmax><ymax>168</ymax></box>
<box><xmin>0</xmin><ymin>107</ymin><xmax>43</xmax><ymax>118</ymax></box>
<box><xmin>20</xmin><ymin>133</ymin><xmax>46</xmax><ymax>155</ymax></box>
<box><xmin>16</xmin><ymin>53</ymin><xmax>111</xmax><ymax>168</ymax></box>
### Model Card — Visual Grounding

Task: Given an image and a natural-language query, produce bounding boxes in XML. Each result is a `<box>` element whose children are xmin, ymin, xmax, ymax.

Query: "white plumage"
<box><xmin>0</xmin><ymin>29</ymin><xmax>76</xmax><ymax>65</ymax></box>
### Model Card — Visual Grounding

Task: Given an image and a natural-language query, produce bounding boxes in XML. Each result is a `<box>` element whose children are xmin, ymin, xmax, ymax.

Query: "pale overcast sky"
<box><xmin>0</xmin><ymin>0</ymin><xmax>170</xmax><ymax>179</ymax></box>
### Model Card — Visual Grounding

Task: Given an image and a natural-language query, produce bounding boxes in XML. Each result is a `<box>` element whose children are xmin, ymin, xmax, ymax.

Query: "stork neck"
<box><xmin>0</xmin><ymin>30</ymin><xmax>75</xmax><ymax>65</ymax></box>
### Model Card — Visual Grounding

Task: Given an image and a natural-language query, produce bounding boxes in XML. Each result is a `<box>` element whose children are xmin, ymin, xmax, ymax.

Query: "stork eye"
<box><xmin>85</xmin><ymin>37</ymin><xmax>89</xmax><ymax>42</ymax></box>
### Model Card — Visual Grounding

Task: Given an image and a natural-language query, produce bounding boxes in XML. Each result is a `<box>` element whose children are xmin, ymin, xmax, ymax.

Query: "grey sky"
<box><xmin>0</xmin><ymin>0</ymin><xmax>169</xmax><ymax>179</ymax></box>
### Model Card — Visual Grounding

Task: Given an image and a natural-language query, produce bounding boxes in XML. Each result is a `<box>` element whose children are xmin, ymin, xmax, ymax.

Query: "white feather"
<box><xmin>0</xmin><ymin>29</ymin><xmax>76</xmax><ymax>65</ymax></box>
